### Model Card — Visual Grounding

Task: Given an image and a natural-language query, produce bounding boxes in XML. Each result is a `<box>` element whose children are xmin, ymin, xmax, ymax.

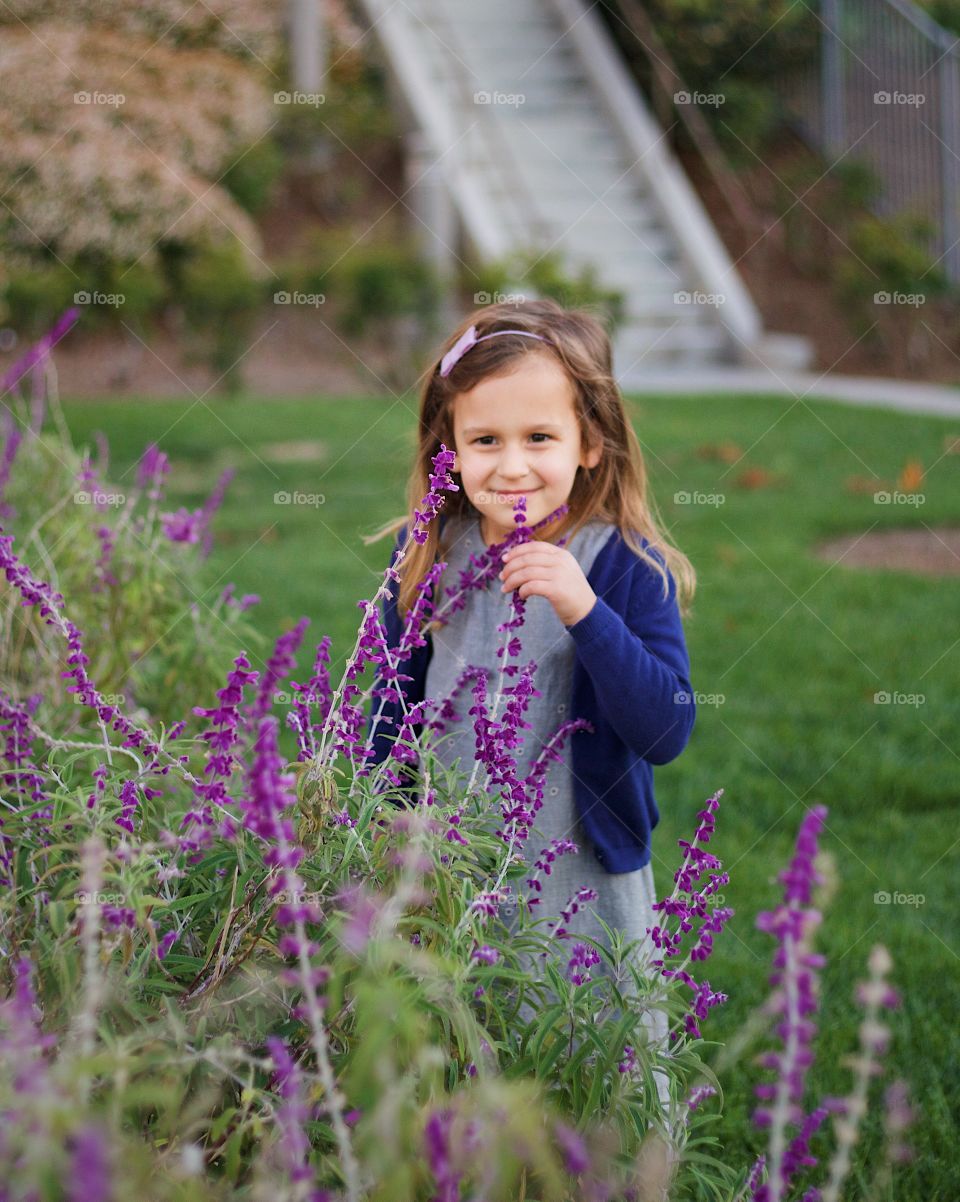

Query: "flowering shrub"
<box><xmin>0</xmin><ymin>0</ymin><xmax>285</xmax><ymax>62</ymax></box>
<box><xmin>0</xmin><ymin>309</ymin><xmax>266</xmax><ymax>726</ymax></box>
<box><xmin>0</xmin><ymin>320</ymin><xmax>916</xmax><ymax>1199</ymax></box>
<box><xmin>0</xmin><ymin>22</ymin><xmax>272</xmax><ymax>279</ymax></box>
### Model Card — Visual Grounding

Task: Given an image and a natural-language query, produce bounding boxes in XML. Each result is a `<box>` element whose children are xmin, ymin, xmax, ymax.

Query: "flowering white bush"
<box><xmin>0</xmin><ymin>18</ymin><xmax>274</xmax><ymax>274</ymax></box>
<box><xmin>0</xmin><ymin>0</ymin><xmax>285</xmax><ymax>63</ymax></box>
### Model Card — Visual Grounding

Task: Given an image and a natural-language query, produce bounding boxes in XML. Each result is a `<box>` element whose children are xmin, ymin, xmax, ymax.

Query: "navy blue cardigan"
<box><xmin>365</xmin><ymin>518</ymin><xmax>696</xmax><ymax>873</ymax></box>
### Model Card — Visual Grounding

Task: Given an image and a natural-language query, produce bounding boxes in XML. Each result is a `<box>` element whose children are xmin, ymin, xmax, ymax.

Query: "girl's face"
<box><xmin>450</xmin><ymin>352</ymin><xmax>601</xmax><ymax>546</ymax></box>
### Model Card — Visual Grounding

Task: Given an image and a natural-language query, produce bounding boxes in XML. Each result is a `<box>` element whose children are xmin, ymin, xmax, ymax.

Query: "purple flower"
<box><xmin>554</xmin><ymin>1120</ymin><xmax>590</xmax><ymax>1176</ymax></box>
<box><xmin>648</xmin><ymin>789</ymin><xmax>732</xmax><ymax>1039</ymax></box>
<box><xmin>160</xmin><ymin>506</ymin><xmax>203</xmax><ymax>544</ymax></box>
<box><xmin>0</xmin><ymin>425</ymin><xmax>24</xmax><ymax>521</ymax></box>
<box><xmin>0</xmin><ymin>531</ymin><xmax>162</xmax><ymax>777</ymax></box>
<box><xmin>335</xmin><ymin>883</ymin><xmax>384</xmax><ymax>956</ymax></box>
<box><xmin>423</xmin><ymin>1107</ymin><xmax>463</xmax><ymax>1202</ymax></box>
<box><xmin>471</xmin><ymin>945</ymin><xmax>499</xmax><ymax>965</ymax></box>
<box><xmin>470</xmin><ymin>888</ymin><xmax>510</xmax><ymax>919</ymax></box>
<box><xmin>0</xmin><ymin>307</ymin><xmax>79</xmax><ymax>401</ymax></box>
<box><xmin>883</xmin><ymin>1079</ymin><xmax>915</xmax><ymax>1163</ymax></box>
<box><xmin>288</xmin><ymin>636</ymin><xmax>333</xmax><ymax>759</ymax></box>
<box><xmin>135</xmin><ymin>442</ymin><xmax>170</xmax><ymax>495</ymax></box>
<box><xmin>66</xmin><ymin>1124</ymin><xmax>113</xmax><ymax>1202</ymax></box>
<box><xmin>0</xmin><ymin>955</ymin><xmax>58</xmax><ymax>1096</ymax></box>
<box><xmin>102</xmin><ymin>905</ymin><xmax>136</xmax><ymax>930</ymax></box>
<box><xmin>91</xmin><ymin>524</ymin><xmax>118</xmax><ymax>592</ymax></box>
<box><xmin>266</xmin><ymin>1036</ymin><xmax>314</xmax><ymax>1186</ymax></box>
<box><xmin>156</xmin><ymin>929</ymin><xmax>179</xmax><ymax>961</ymax></box>
<box><xmin>188</xmin><ymin>652</ymin><xmax>260</xmax><ymax>850</ymax></box>
<box><xmin>618</xmin><ymin>1045</ymin><xmax>637</xmax><ymax>1074</ymax></box>
<box><xmin>247</xmin><ymin>617</ymin><xmax>310</xmax><ymax>730</ymax></box>
<box><xmin>752</xmin><ymin>805</ymin><xmax>828</xmax><ymax>1130</ymax></box>
<box><xmin>685</xmin><ymin>1083</ymin><xmax>717</xmax><ymax>1113</ymax></box>
<box><xmin>198</xmin><ymin>467</ymin><xmax>235</xmax><ymax>557</ymax></box>
<box><xmin>114</xmin><ymin>779</ymin><xmax>140</xmax><ymax>834</ymax></box>
<box><xmin>525</xmin><ymin>837</ymin><xmax>579</xmax><ymax>908</ymax></box>
<box><xmin>548</xmin><ymin>887</ymin><xmax>598</xmax><ymax>943</ymax></box>
<box><xmin>242</xmin><ymin>715</ymin><xmax>303</xmax><ymax>870</ymax></box>
<box><xmin>567</xmin><ymin>942</ymin><xmax>601</xmax><ymax>986</ymax></box>
<box><xmin>411</xmin><ymin>444</ymin><xmax>459</xmax><ymax>544</ymax></box>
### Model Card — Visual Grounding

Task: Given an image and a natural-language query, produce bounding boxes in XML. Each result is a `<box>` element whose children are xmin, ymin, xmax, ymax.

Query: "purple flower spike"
<box><xmin>411</xmin><ymin>444</ymin><xmax>459</xmax><ymax>545</ymax></box>
<box><xmin>554</xmin><ymin>1120</ymin><xmax>590</xmax><ymax>1176</ymax></box>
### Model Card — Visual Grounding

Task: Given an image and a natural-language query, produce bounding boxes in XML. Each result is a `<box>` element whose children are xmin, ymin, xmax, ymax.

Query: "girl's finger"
<box><xmin>501</xmin><ymin>566</ymin><xmax>554</xmax><ymax>591</ymax></box>
<box><xmin>502</xmin><ymin>542</ymin><xmax>560</xmax><ymax>562</ymax></box>
<box><xmin>499</xmin><ymin>550</ymin><xmax>561</xmax><ymax>575</ymax></box>
<box><xmin>517</xmin><ymin>579</ymin><xmax>553</xmax><ymax>600</ymax></box>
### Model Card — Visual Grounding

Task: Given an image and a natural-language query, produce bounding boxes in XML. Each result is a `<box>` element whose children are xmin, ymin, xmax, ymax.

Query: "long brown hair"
<box><xmin>362</xmin><ymin>298</ymin><xmax>696</xmax><ymax>622</ymax></box>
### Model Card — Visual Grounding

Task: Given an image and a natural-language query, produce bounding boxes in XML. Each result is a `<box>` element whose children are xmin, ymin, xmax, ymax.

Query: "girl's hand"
<box><xmin>498</xmin><ymin>542</ymin><xmax>598</xmax><ymax>628</ymax></box>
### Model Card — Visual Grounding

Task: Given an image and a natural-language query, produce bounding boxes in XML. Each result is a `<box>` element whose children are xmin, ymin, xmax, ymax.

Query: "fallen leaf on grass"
<box><xmin>844</xmin><ymin>475</ymin><xmax>888</xmax><ymax>495</ymax></box>
<box><xmin>696</xmin><ymin>441</ymin><xmax>743</xmax><ymax>463</ymax></box>
<box><xmin>897</xmin><ymin>458</ymin><xmax>924</xmax><ymax>492</ymax></box>
<box><xmin>734</xmin><ymin>466</ymin><xmax>780</xmax><ymax>489</ymax></box>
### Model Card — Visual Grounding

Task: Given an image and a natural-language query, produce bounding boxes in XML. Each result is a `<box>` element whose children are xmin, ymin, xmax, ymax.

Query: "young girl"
<box><xmin>365</xmin><ymin>297</ymin><xmax>697</xmax><ymax>1089</ymax></box>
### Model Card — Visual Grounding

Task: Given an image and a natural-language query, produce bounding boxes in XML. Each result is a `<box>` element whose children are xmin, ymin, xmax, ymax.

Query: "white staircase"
<box><xmin>355</xmin><ymin>0</ymin><xmax>809</xmax><ymax>380</ymax></box>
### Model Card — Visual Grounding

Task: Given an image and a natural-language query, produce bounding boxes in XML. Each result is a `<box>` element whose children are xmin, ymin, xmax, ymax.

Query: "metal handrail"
<box><xmin>416</xmin><ymin>0</ymin><xmax>557</xmax><ymax>256</ymax></box>
<box><xmin>601</xmin><ymin>0</ymin><xmax>770</xmax><ymax>254</ymax></box>
<box><xmin>794</xmin><ymin>0</ymin><xmax>959</xmax><ymax>280</ymax></box>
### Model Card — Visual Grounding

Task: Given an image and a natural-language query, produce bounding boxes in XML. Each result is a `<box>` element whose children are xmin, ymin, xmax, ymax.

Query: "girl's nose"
<box><xmin>498</xmin><ymin>445</ymin><xmax>529</xmax><ymax>476</ymax></box>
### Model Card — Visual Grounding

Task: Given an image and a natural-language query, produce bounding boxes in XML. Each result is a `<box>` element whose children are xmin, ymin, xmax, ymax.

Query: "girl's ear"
<box><xmin>582</xmin><ymin>438</ymin><xmax>602</xmax><ymax>471</ymax></box>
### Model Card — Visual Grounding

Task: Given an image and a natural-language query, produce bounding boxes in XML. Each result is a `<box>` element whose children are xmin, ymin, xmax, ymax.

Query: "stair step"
<box><xmin>359</xmin><ymin>0</ymin><xmax>756</xmax><ymax>369</ymax></box>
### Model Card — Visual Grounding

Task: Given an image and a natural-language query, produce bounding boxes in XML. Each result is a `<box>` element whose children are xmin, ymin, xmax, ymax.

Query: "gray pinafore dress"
<box><xmin>423</xmin><ymin>514</ymin><xmax>670</xmax><ymax>1095</ymax></box>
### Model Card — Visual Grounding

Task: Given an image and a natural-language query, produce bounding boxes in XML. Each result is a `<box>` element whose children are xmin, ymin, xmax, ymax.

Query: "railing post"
<box><xmin>938</xmin><ymin>37</ymin><xmax>960</xmax><ymax>280</ymax></box>
<box><xmin>289</xmin><ymin>0</ymin><xmax>325</xmax><ymax>94</ymax></box>
<box><xmin>821</xmin><ymin>0</ymin><xmax>846</xmax><ymax>156</ymax></box>
<box><xmin>406</xmin><ymin>130</ymin><xmax>460</xmax><ymax>323</ymax></box>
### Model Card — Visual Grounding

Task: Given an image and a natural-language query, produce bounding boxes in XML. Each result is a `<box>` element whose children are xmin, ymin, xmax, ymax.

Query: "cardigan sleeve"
<box><xmin>566</xmin><ymin>543</ymin><xmax>695</xmax><ymax>765</ymax></box>
<box><xmin>365</xmin><ymin>526</ymin><xmax>432</xmax><ymax>797</ymax></box>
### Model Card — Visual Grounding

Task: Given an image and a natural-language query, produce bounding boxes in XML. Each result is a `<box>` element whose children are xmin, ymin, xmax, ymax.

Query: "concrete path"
<box><xmin>620</xmin><ymin>366</ymin><xmax>960</xmax><ymax>419</ymax></box>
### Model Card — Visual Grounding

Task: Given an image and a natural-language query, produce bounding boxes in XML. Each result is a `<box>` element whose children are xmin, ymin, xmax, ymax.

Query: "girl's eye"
<box><xmin>471</xmin><ymin>434</ymin><xmax>552</xmax><ymax>445</ymax></box>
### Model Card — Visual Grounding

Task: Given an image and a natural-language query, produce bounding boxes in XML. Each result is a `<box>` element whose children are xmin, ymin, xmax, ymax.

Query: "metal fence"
<box><xmin>780</xmin><ymin>0</ymin><xmax>960</xmax><ymax>282</ymax></box>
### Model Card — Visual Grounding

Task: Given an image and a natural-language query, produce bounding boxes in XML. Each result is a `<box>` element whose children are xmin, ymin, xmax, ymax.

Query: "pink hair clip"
<box><xmin>439</xmin><ymin>324</ymin><xmax>549</xmax><ymax>377</ymax></box>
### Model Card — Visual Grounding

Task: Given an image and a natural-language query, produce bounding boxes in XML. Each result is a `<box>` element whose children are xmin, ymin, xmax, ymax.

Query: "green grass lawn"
<box><xmin>63</xmin><ymin>389</ymin><xmax>960</xmax><ymax>1199</ymax></box>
